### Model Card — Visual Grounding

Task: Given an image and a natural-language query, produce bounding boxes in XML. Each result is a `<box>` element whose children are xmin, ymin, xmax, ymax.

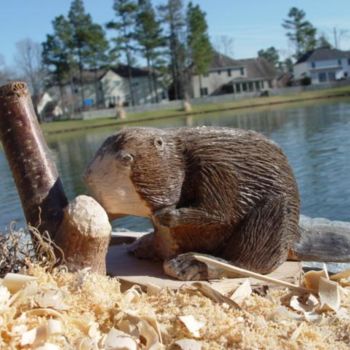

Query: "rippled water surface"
<box><xmin>1</xmin><ymin>98</ymin><xmax>350</xmax><ymax>231</ymax></box>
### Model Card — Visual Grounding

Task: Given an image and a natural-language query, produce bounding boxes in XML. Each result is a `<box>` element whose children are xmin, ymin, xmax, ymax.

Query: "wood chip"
<box><xmin>104</xmin><ymin>328</ymin><xmax>138</xmax><ymax>350</ymax></box>
<box><xmin>178</xmin><ymin>315</ymin><xmax>205</xmax><ymax>338</ymax></box>
<box><xmin>175</xmin><ymin>338</ymin><xmax>202</xmax><ymax>350</ymax></box>
<box><xmin>230</xmin><ymin>279</ymin><xmax>252</xmax><ymax>305</ymax></box>
<box><xmin>1</xmin><ymin>273</ymin><xmax>37</xmax><ymax>294</ymax></box>
<box><xmin>318</xmin><ymin>277</ymin><xmax>341</xmax><ymax>312</ymax></box>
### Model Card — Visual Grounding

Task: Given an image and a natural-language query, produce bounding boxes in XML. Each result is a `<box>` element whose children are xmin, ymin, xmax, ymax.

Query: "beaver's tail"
<box><xmin>290</xmin><ymin>215</ymin><xmax>350</xmax><ymax>262</ymax></box>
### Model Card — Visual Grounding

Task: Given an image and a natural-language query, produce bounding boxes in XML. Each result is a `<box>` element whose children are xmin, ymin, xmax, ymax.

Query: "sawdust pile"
<box><xmin>1</xmin><ymin>264</ymin><xmax>350</xmax><ymax>349</ymax></box>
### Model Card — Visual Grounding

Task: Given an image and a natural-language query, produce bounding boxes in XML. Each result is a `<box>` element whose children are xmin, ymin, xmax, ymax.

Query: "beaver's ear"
<box><xmin>153</xmin><ymin>136</ymin><xmax>164</xmax><ymax>150</ymax></box>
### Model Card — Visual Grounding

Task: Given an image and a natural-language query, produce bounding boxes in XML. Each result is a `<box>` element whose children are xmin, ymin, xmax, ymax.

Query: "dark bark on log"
<box><xmin>0</xmin><ymin>81</ymin><xmax>67</xmax><ymax>241</ymax></box>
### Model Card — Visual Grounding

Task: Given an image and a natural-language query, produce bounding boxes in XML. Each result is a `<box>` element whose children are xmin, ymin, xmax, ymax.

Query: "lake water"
<box><xmin>1</xmin><ymin>98</ymin><xmax>350</xmax><ymax>232</ymax></box>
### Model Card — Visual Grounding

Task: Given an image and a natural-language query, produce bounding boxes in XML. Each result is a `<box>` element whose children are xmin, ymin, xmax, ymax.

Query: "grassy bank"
<box><xmin>42</xmin><ymin>85</ymin><xmax>350</xmax><ymax>135</ymax></box>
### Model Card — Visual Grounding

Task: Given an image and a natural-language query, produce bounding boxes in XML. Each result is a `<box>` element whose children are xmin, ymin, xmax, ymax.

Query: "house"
<box><xmin>294</xmin><ymin>48</ymin><xmax>350</xmax><ymax>84</ymax></box>
<box><xmin>48</xmin><ymin>64</ymin><xmax>168</xmax><ymax>114</ymax></box>
<box><xmin>100</xmin><ymin>65</ymin><xmax>167</xmax><ymax>107</ymax></box>
<box><xmin>191</xmin><ymin>51</ymin><xmax>277</xmax><ymax>98</ymax></box>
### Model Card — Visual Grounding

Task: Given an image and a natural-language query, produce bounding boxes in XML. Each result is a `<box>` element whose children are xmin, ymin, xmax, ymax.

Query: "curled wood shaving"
<box><xmin>192</xmin><ymin>282</ymin><xmax>240</xmax><ymax>309</ymax></box>
<box><xmin>303</xmin><ymin>269</ymin><xmax>328</xmax><ymax>293</ymax></box>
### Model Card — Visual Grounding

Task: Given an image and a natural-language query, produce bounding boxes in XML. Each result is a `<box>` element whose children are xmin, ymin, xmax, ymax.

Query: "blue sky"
<box><xmin>1</xmin><ymin>0</ymin><xmax>349</xmax><ymax>68</ymax></box>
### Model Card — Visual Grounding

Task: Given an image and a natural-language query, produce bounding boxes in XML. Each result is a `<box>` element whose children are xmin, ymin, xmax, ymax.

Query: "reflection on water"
<box><xmin>0</xmin><ymin>99</ymin><xmax>349</xmax><ymax>231</ymax></box>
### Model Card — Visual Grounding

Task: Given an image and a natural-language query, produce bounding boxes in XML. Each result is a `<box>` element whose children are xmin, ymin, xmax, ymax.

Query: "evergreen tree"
<box><xmin>282</xmin><ymin>7</ymin><xmax>317</xmax><ymax>59</ymax></box>
<box><xmin>135</xmin><ymin>0</ymin><xmax>165</xmax><ymax>102</ymax></box>
<box><xmin>317</xmin><ymin>34</ymin><xmax>333</xmax><ymax>49</ymax></box>
<box><xmin>107</xmin><ymin>0</ymin><xmax>138</xmax><ymax>106</ymax></box>
<box><xmin>257</xmin><ymin>47</ymin><xmax>280</xmax><ymax>67</ymax></box>
<box><xmin>186</xmin><ymin>2</ymin><xmax>212</xmax><ymax>95</ymax></box>
<box><xmin>158</xmin><ymin>0</ymin><xmax>186</xmax><ymax>100</ymax></box>
<box><xmin>68</xmin><ymin>0</ymin><xmax>109</xmax><ymax>108</ymax></box>
<box><xmin>42</xmin><ymin>15</ymin><xmax>73</xmax><ymax>103</ymax></box>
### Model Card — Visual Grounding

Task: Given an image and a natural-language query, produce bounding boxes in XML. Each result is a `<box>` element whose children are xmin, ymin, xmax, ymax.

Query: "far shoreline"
<box><xmin>42</xmin><ymin>85</ymin><xmax>350</xmax><ymax>135</ymax></box>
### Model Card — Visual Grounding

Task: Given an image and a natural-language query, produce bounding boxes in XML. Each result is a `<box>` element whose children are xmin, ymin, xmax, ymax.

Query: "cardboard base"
<box><xmin>107</xmin><ymin>242</ymin><xmax>302</xmax><ymax>292</ymax></box>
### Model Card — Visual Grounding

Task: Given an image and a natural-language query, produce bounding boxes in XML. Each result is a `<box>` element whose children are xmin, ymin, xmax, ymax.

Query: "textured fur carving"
<box><xmin>85</xmin><ymin>127</ymin><xmax>300</xmax><ymax>279</ymax></box>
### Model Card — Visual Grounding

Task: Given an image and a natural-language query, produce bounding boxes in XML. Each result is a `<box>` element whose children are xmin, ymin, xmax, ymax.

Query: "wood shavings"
<box><xmin>1</xmin><ymin>266</ymin><xmax>350</xmax><ymax>349</ymax></box>
<box><xmin>178</xmin><ymin>315</ymin><xmax>205</xmax><ymax>338</ymax></box>
<box><xmin>174</xmin><ymin>338</ymin><xmax>202</xmax><ymax>349</ymax></box>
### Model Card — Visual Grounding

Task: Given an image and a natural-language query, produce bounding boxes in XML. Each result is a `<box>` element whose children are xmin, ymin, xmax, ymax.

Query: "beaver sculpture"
<box><xmin>83</xmin><ymin>126</ymin><xmax>304</xmax><ymax>280</ymax></box>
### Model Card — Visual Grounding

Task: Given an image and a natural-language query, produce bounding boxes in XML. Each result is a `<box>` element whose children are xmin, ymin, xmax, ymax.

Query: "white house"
<box><xmin>100</xmin><ymin>65</ymin><xmax>167</xmax><ymax>107</ymax></box>
<box><xmin>191</xmin><ymin>51</ymin><xmax>277</xmax><ymax>98</ymax></box>
<box><xmin>48</xmin><ymin>65</ymin><xmax>168</xmax><ymax>114</ymax></box>
<box><xmin>294</xmin><ymin>48</ymin><xmax>350</xmax><ymax>84</ymax></box>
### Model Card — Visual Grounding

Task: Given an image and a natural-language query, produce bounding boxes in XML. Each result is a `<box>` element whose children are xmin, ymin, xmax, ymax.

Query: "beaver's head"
<box><xmin>84</xmin><ymin>127</ymin><xmax>185</xmax><ymax>219</ymax></box>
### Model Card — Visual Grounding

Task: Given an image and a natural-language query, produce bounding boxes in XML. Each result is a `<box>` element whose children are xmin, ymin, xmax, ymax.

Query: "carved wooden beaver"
<box><xmin>84</xmin><ymin>126</ymin><xmax>301</xmax><ymax>280</ymax></box>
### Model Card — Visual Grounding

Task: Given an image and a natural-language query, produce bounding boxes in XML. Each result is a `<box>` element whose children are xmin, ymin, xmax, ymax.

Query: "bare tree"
<box><xmin>214</xmin><ymin>35</ymin><xmax>235</xmax><ymax>57</ymax></box>
<box><xmin>15</xmin><ymin>39</ymin><xmax>47</xmax><ymax>119</ymax></box>
<box><xmin>0</xmin><ymin>54</ymin><xmax>15</xmax><ymax>85</ymax></box>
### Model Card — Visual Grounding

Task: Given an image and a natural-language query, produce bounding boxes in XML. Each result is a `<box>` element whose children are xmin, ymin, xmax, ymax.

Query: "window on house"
<box><xmin>255</xmin><ymin>81</ymin><xmax>261</xmax><ymax>90</ymax></box>
<box><xmin>338</xmin><ymin>59</ymin><xmax>342</xmax><ymax>66</ymax></box>
<box><xmin>242</xmin><ymin>82</ymin><xmax>247</xmax><ymax>91</ymax></box>
<box><xmin>311</xmin><ymin>62</ymin><xmax>316</xmax><ymax>68</ymax></box>
<box><xmin>248</xmin><ymin>82</ymin><xmax>254</xmax><ymax>91</ymax></box>
<box><xmin>218</xmin><ymin>70</ymin><xmax>221</xmax><ymax>75</ymax></box>
<box><xmin>200</xmin><ymin>87</ymin><xmax>209</xmax><ymax>96</ymax></box>
<box><xmin>348</xmin><ymin>58</ymin><xmax>350</xmax><ymax>65</ymax></box>
<box><xmin>318</xmin><ymin>72</ymin><xmax>327</xmax><ymax>82</ymax></box>
<box><xmin>227</xmin><ymin>69</ymin><xmax>232</xmax><ymax>76</ymax></box>
<box><xmin>328</xmin><ymin>72</ymin><xmax>336</xmax><ymax>81</ymax></box>
<box><xmin>236</xmin><ymin>84</ymin><xmax>241</xmax><ymax>93</ymax></box>
<box><xmin>268</xmin><ymin>80</ymin><xmax>273</xmax><ymax>88</ymax></box>
<box><xmin>240</xmin><ymin>68</ymin><xmax>244</xmax><ymax>75</ymax></box>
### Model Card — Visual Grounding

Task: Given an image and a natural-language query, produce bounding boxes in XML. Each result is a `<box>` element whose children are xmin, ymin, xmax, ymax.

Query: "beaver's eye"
<box><xmin>154</xmin><ymin>137</ymin><xmax>164</xmax><ymax>149</ymax></box>
<box><xmin>121</xmin><ymin>153</ymin><xmax>134</xmax><ymax>164</ymax></box>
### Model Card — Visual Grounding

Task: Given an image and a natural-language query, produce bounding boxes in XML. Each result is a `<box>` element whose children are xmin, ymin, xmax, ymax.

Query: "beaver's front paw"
<box><xmin>153</xmin><ymin>208</ymin><xmax>180</xmax><ymax>228</ymax></box>
<box><xmin>128</xmin><ymin>233</ymin><xmax>159</xmax><ymax>260</ymax></box>
<box><xmin>163</xmin><ymin>253</ymin><xmax>209</xmax><ymax>281</ymax></box>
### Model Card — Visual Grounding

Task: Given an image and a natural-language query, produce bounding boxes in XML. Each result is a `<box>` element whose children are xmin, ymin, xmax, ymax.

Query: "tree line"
<box><xmin>41</xmin><ymin>0</ymin><xmax>212</xmax><ymax>110</ymax></box>
<box><xmin>1</xmin><ymin>3</ymin><xmax>348</xmax><ymax>117</ymax></box>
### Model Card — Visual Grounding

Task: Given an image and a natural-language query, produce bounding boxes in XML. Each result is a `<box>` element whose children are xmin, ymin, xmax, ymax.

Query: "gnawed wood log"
<box><xmin>0</xmin><ymin>81</ymin><xmax>67</xmax><ymax>239</ymax></box>
<box><xmin>0</xmin><ymin>82</ymin><xmax>111</xmax><ymax>274</ymax></box>
<box><xmin>292</xmin><ymin>215</ymin><xmax>350</xmax><ymax>262</ymax></box>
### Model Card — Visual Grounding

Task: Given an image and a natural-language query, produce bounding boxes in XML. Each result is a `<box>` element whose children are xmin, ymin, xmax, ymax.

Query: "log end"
<box><xmin>55</xmin><ymin>195</ymin><xmax>112</xmax><ymax>274</ymax></box>
<box><xmin>0</xmin><ymin>81</ymin><xmax>28</xmax><ymax>100</ymax></box>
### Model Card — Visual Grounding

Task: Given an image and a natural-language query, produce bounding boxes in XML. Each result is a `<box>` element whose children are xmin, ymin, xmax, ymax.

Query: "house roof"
<box><xmin>235</xmin><ymin>57</ymin><xmax>276</xmax><ymax>79</ymax></box>
<box><xmin>209</xmin><ymin>51</ymin><xmax>242</xmax><ymax>69</ymax></box>
<box><xmin>208</xmin><ymin>51</ymin><xmax>276</xmax><ymax>79</ymax></box>
<box><xmin>108</xmin><ymin>64</ymin><xmax>149</xmax><ymax>78</ymax></box>
<box><xmin>296</xmin><ymin>48</ymin><xmax>350</xmax><ymax>64</ymax></box>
